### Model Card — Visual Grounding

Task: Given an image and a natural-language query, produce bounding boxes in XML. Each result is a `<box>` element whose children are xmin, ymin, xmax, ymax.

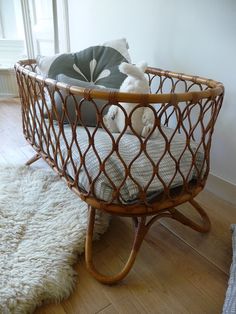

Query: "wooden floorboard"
<box><xmin>0</xmin><ymin>99</ymin><xmax>234</xmax><ymax>313</ymax></box>
<box><xmin>160</xmin><ymin>192</ymin><xmax>235</xmax><ymax>274</ymax></box>
<box><xmin>91</xmin><ymin>217</ymin><xmax>227</xmax><ymax>314</ymax></box>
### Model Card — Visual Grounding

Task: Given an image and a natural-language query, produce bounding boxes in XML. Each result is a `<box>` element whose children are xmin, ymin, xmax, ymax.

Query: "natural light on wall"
<box><xmin>0</xmin><ymin>0</ymin><xmax>70</xmax><ymax>97</ymax></box>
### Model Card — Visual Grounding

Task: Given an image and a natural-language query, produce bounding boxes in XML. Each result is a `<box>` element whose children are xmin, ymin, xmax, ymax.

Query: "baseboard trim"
<box><xmin>206</xmin><ymin>173</ymin><xmax>236</xmax><ymax>205</ymax></box>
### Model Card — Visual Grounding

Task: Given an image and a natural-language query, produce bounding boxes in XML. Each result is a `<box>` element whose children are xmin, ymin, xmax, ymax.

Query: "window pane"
<box><xmin>29</xmin><ymin>0</ymin><xmax>55</xmax><ymax>55</ymax></box>
<box><xmin>0</xmin><ymin>0</ymin><xmax>25</xmax><ymax>40</ymax></box>
<box><xmin>0</xmin><ymin>0</ymin><xmax>26</xmax><ymax>68</ymax></box>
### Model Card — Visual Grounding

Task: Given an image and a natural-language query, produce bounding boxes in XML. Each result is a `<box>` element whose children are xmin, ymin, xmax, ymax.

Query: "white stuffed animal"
<box><xmin>103</xmin><ymin>62</ymin><xmax>158</xmax><ymax>138</ymax></box>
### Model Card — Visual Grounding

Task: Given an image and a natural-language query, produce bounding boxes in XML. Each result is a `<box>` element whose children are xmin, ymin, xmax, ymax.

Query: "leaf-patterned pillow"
<box><xmin>36</xmin><ymin>39</ymin><xmax>131</xmax><ymax>126</ymax></box>
<box><xmin>37</xmin><ymin>38</ymin><xmax>131</xmax><ymax>89</ymax></box>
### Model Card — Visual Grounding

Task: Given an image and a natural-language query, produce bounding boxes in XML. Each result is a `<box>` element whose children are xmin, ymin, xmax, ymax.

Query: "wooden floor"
<box><xmin>0</xmin><ymin>98</ymin><xmax>235</xmax><ymax>314</ymax></box>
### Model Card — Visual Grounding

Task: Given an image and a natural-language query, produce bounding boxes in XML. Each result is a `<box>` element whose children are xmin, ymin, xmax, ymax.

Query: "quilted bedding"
<box><xmin>41</xmin><ymin>124</ymin><xmax>204</xmax><ymax>204</ymax></box>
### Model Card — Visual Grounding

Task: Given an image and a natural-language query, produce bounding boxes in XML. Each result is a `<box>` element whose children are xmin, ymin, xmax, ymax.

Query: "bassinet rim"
<box><xmin>15</xmin><ymin>59</ymin><xmax>224</xmax><ymax>104</ymax></box>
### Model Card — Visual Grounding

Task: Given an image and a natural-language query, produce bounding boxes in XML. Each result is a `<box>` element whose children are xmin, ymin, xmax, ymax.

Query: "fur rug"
<box><xmin>0</xmin><ymin>165</ymin><xmax>110</xmax><ymax>313</ymax></box>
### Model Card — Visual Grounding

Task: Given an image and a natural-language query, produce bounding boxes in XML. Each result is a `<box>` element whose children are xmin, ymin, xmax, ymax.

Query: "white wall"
<box><xmin>68</xmin><ymin>0</ymin><xmax>236</xmax><ymax>185</ymax></box>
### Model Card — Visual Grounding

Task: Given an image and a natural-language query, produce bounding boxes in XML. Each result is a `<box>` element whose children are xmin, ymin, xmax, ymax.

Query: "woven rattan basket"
<box><xmin>15</xmin><ymin>59</ymin><xmax>224</xmax><ymax>284</ymax></box>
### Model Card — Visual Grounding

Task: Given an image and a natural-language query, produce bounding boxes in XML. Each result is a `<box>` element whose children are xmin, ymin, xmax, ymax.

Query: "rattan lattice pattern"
<box><xmin>15</xmin><ymin>60</ymin><xmax>224</xmax><ymax>284</ymax></box>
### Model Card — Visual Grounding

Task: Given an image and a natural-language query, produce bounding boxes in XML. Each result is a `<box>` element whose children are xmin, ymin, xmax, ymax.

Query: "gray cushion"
<box><xmin>48</xmin><ymin>74</ymin><xmax>114</xmax><ymax>126</ymax></box>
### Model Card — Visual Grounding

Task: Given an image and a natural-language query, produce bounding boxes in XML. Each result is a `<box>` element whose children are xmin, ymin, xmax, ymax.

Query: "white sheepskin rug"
<box><xmin>0</xmin><ymin>165</ymin><xmax>110</xmax><ymax>313</ymax></box>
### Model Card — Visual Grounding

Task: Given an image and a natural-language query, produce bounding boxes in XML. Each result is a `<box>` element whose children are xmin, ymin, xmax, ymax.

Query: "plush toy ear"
<box><xmin>119</xmin><ymin>62</ymin><xmax>148</xmax><ymax>80</ymax></box>
<box><xmin>136</xmin><ymin>61</ymin><xmax>148</xmax><ymax>73</ymax></box>
<box><xmin>119</xmin><ymin>61</ymin><xmax>148</xmax><ymax>75</ymax></box>
<box><xmin>119</xmin><ymin>62</ymin><xmax>133</xmax><ymax>75</ymax></box>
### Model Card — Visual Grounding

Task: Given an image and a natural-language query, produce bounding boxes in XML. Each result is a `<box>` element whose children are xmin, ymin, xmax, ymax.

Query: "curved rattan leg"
<box><xmin>25</xmin><ymin>153</ymin><xmax>41</xmax><ymax>166</ymax></box>
<box><xmin>169</xmin><ymin>199</ymin><xmax>211</xmax><ymax>233</ymax></box>
<box><xmin>85</xmin><ymin>206</ymin><xmax>147</xmax><ymax>285</ymax></box>
<box><xmin>85</xmin><ymin>200</ymin><xmax>210</xmax><ymax>284</ymax></box>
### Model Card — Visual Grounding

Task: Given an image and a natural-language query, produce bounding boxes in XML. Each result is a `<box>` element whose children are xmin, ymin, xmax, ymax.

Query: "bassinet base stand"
<box><xmin>25</xmin><ymin>155</ymin><xmax>211</xmax><ymax>285</ymax></box>
<box><xmin>85</xmin><ymin>200</ymin><xmax>210</xmax><ymax>285</ymax></box>
<box><xmin>25</xmin><ymin>153</ymin><xmax>41</xmax><ymax>166</ymax></box>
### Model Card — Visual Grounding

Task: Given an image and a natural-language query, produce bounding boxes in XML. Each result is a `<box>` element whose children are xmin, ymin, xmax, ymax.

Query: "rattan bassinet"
<box><xmin>15</xmin><ymin>59</ymin><xmax>224</xmax><ymax>284</ymax></box>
